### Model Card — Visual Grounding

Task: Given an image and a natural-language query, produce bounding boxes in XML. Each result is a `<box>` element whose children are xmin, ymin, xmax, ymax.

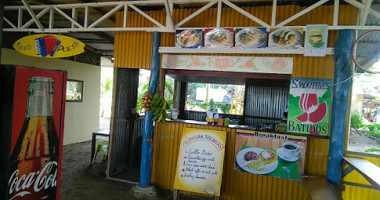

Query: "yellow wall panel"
<box><xmin>152</xmin><ymin>122</ymin><xmax>314</xmax><ymax>200</ymax></box>
<box><xmin>113</xmin><ymin>4</ymin><xmax>377</xmax><ymax>200</ymax></box>
<box><xmin>341</xmin><ymin>155</ymin><xmax>380</xmax><ymax>200</ymax></box>
<box><xmin>114</xmin><ymin>5</ymin><xmax>357</xmax><ymax>69</ymax></box>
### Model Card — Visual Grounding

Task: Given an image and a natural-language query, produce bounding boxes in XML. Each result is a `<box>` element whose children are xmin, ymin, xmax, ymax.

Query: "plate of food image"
<box><xmin>235</xmin><ymin>28</ymin><xmax>266</xmax><ymax>48</ymax></box>
<box><xmin>205</xmin><ymin>28</ymin><xmax>233</xmax><ymax>48</ymax></box>
<box><xmin>308</xmin><ymin>27</ymin><xmax>325</xmax><ymax>48</ymax></box>
<box><xmin>203</xmin><ymin>182</ymin><xmax>219</xmax><ymax>195</ymax></box>
<box><xmin>236</xmin><ymin>148</ymin><xmax>278</xmax><ymax>175</ymax></box>
<box><xmin>176</xmin><ymin>29</ymin><xmax>202</xmax><ymax>48</ymax></box>
<box><xmin>269</xmin><ymin>28</ymin><xmax>303</xmax><ymax>49</ymax></box>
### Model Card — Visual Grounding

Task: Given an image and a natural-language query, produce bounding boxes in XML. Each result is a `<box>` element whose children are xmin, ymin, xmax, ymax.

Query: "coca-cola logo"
<box><xmin>8</xmin><ymin>161</ymin><xmax>57</xmax><ymax>200</ymax></box>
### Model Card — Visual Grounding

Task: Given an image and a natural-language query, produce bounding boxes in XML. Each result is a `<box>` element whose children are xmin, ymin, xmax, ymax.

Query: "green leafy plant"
<box><xmin>366</xmin><ymin>124</ymin><xmax>380</xmax><ymax>137</ymax></box>
<box><xmin>365</xmin><ymin>147</ymin><xmax>380</xmax><ymax>153</ymax></box>
<box><xmin>351</xmin><ymin>110</ymin><xmax>364</xmax><ymax>129</ymax></box>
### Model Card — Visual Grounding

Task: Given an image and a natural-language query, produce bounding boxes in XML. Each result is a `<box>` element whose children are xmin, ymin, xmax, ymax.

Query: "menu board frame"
<box><xmin>173</xmin><ymin>128</ymin><xmax>227</xmax><ymax>197</ymax></box>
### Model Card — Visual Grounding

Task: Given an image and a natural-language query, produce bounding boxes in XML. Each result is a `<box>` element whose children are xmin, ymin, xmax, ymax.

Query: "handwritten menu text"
<box><xmin>173</xmin><ymin>128</ymin><xmax>226</xmax><ymax>196</ymax></box>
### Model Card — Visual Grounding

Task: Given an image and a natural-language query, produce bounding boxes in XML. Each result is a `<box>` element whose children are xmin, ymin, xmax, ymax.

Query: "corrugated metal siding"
<box><xmin>112</xmin><ymin>4</ymin><xmax>366</xmax><ymax>200</ymax></box>
<box><xmin>245</xmin><ymin>85</ymin><xmax>289</xmax><ymax>127</ymax></box>
<box><xmin>152</xmin><ymin>122</ymin><xmax>331</xmax><ymax>200</ymax></box>
<box><xmin>341</xmin><ymin>154</ymin><xmax>380</xmax><ymax>200</ymax></box>
<box><xmin>127</xmin><ymin>117</ymin><xmax>144</xmax><ymax>167</ymax></box>
<box><xmin>110</xmin><ymin>68</ymin><xmax>139</xmax><ymax>172</ymax></box>
<box><xmin>114</xmin><ymin>5</ymin><xmax>357</xmax><ymax>69</ymax></box>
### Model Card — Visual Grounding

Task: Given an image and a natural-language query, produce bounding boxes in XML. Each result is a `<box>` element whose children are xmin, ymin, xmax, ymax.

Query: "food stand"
<box><xmin>111</xmin><ymin>3</ymin><xmax>380</xmax><ymax>200</ymax></box>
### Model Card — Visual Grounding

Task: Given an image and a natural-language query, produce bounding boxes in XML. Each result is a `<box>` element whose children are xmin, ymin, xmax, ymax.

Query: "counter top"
<box><xmin>166</xmin><ymin>119</ymin><xmax>330</xmax><ymax>139</ymax></box>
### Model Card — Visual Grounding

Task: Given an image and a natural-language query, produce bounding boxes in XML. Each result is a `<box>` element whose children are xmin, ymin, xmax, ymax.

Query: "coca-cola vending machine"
<box><xmin>0</xmin><ymin>65</ymin><xmax>67</xmax><ymax>200</ymax></box>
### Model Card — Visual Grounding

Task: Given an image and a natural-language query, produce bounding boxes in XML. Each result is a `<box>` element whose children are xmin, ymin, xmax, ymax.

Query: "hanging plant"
<box><xmin>151</xmin><ymin>92</ymin><xmax>170</xmax><ymax>123</ymax></box>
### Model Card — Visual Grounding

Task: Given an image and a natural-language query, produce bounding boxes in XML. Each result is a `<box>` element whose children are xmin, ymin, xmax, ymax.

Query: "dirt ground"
<box><xmin>347</xmin><ymin>129</ymin><xmax>380</xmax><ymax>154</ymax></box>
<box><xmin>60</xmin><ymin>141</ymin><xmax>208</xmax><ymax>200</ymax></box>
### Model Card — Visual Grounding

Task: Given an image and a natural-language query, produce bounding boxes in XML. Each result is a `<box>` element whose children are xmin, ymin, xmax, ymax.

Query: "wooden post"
<box><xmin>327</xmin><ymin>29</ymin><xmax>354</xmax><ymax>184</ymax></box>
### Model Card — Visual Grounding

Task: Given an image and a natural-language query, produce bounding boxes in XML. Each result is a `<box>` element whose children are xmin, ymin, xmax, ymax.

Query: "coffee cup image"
<box><xmin>282</xmin><ymin>142</ymin><xmax>304</xmax><ymax>158</ymax></box>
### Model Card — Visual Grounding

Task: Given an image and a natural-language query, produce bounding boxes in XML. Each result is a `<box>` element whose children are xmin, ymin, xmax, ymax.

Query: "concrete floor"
<box><xmin>60</xmin><ymin>141</ymin><xmax>209</xmax><ymax>200</ymax></box>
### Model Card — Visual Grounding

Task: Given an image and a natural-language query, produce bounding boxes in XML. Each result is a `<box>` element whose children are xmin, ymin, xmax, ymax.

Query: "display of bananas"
<box><xmin>151</xmin><ymin>93</ymin><xmax>170</xmax><ymax>123</ymax></box>
<box><xmin>141</xmin><ymin>90</ymin><xmax>153</xmax><ymax>111</ymax></box>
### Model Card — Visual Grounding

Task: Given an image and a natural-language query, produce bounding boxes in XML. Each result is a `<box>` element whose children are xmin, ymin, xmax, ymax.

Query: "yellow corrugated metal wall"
<box><xmin>114</xmin><ymin>5</ymin><xmax>355</xmax><ymax>69</ymax></box>
<box><xmin>151</xmin><ymin>122</ymin><xmax>332</xmax><ymax>200</ymax></box>
<box><xmin>341</xmin><ymin>155</ymin><xmax>380</xmax><ymax>200</ymax></box>
<box><xmin>113</xmin><ymin>4</ymin><xmax>379</xmax><ymax>200</ymax></box>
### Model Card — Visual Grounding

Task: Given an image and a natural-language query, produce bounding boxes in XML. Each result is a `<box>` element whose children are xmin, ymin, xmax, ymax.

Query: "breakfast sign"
<box><xmin>235</xmin><ymin>129</ymin><xmax>307</xmax><ymax>180</ymax></box>
<box><xmin>287</xmin><ymin>78</ymin><xmax>332</xmax><ymax>136</ymax></box>
<box><xmin>13</xmin><ymin>34</ymin><xmax>85</xmax><ymax>58</ymax></box>
<box><xmin>173</xmin><ymin>128</ymin><xmax>226</xmax><ymax>196</ymax></box>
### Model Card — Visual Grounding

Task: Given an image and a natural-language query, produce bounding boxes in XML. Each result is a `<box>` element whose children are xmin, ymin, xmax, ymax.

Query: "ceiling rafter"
<box><xmin>3</xmin><ymin>0</ymin><xmax>380</xmax><ymax>33</ymax></box>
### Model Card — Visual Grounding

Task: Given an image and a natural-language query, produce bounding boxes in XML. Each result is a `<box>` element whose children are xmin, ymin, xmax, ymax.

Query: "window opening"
<box><xmin>185</xmin><ymin>82</ymin><xmax>245</xmax><ymax>115</ymax></box>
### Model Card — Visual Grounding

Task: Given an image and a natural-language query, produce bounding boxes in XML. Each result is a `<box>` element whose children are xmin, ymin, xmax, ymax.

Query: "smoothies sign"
<box><xmin>235</xmin><ymin>130</ymin><xmax>307</xmax><ymax>180</ymax></box>
<box><xmin>173</xmin><ymin>128</ymin><xmax>226</xmax><ymax>196</ymax></box>
<box><xmin>287</xmin><ymin>78</ymin><xmax>332</xmax><ymax>135</ymax></box>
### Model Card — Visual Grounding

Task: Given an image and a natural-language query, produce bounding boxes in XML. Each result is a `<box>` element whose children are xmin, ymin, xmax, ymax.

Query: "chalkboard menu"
<box><xmin>173</xmin><ymin>128</ymin><xmax>227</xmax><ymax>196</ymax></box>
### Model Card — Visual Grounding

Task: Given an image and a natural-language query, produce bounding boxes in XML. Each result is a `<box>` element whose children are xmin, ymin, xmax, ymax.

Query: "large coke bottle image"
<box><xmin>9</xmin><ymin>77</ymin><xmax>59</xmax><ymax>200</ymax></box>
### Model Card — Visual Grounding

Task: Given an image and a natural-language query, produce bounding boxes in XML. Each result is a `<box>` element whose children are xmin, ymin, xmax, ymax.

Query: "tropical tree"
<box><xmin>100</xmin><ymin>78</ymin><xmax>113</xmax><ymax>117</ymax></box>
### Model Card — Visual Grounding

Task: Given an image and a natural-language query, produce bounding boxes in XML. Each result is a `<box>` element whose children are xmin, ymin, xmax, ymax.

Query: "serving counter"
<box><xmin>151</xmin><ymin>120</ymin><xmax>330</xmax><ymax>200</ymax></box>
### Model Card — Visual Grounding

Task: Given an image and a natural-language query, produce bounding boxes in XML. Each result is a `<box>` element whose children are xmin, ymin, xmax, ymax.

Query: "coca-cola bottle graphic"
<box><xmin>9</xmin><ymin>77</ymin><xmax>59</xmax><ymax>200</ymax></box>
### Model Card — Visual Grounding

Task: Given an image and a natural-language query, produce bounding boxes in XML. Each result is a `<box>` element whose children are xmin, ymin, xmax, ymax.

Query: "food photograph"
<box><xmin>234</xmin><ymin>130</ymin><xmax>307</xmax><ymax>180</ymax></box>
<box><xmin>235</xmin><ymin>27</ymin><xmax>267</xmax><ymax>48</ymax></box>
<box><xmin>175</xmin><ymin>29</ymin><xmax>203</xmax><ymax>48</ymax></box>
<box><xmin>304</xmin><ymin>25</ymin><xmax>329</xmax><ymax>56</ymax></box>
<box><xmin>268</xmin><ymin>28</ymin><xmax>303</xmax><ymax>49</ymax></box>
<box><xmin>204</xmin><ymin>28</ymin><xmax>234</xmax><ymax>48</ymax></box>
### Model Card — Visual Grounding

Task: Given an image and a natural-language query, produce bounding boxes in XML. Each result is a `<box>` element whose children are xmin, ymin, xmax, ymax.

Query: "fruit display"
<box><xmin>141</xmin><ymin>90</ymin><xmax>153</xmax><ymax>111</ymax></box>
<box><xmin>150</xmin><ymin>93</ymin><xmax>170</xmax><ymax>123</ymax></box>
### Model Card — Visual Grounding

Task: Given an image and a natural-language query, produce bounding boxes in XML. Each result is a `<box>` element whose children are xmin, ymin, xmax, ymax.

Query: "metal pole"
<box><xmin>140</xmin><ymin>32</ymin><xmax>161</xmax><ymax>187</ymax></box>
<box><xmin>0</xmin><ymin>0</ymin><xmax>4</xmax><ymax>57</ymax></box>
<box><xmin>327</xmin><ymin>29</ymin><xmax>354</xmax><ymax>184</ymax></box>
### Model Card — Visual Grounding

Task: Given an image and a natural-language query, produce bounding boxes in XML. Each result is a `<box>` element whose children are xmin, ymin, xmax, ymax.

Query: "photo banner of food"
<box><xmin>287</xmin><ymin>78</ymin><xmax>332</xmax><ymax>136</ymax></box>
<box><xmin>235</xmin><ymin>27</ymin><xmax>267</xmax><ymax>48</ymax></box>
<box><xmin>268</xmin><ymin>28</ymin><xmax>303</xmax><ymax>49</ymax></box>
<box><xmin>176</xmin><ymin>29</ymin><xmax>203</xmax><ymax>48</ymax></box>
<box><xmin>204</xmin><ymin>28</ymin><xmax>234</xmax><ymax>48</ymax></box>
<box><xmin>173</xmin><ymin>128</ymin><xmax>227</xmax><ymax>196</ymax></box>
<box><xmin>304</xmin><ymin>25</ymin><xmax>328</xmax><ymax>57</ymax></box>
<box><xmin>235</xmin><ymin>129</ymin><xmax>307</xmax><ymax>180</ymax></box>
